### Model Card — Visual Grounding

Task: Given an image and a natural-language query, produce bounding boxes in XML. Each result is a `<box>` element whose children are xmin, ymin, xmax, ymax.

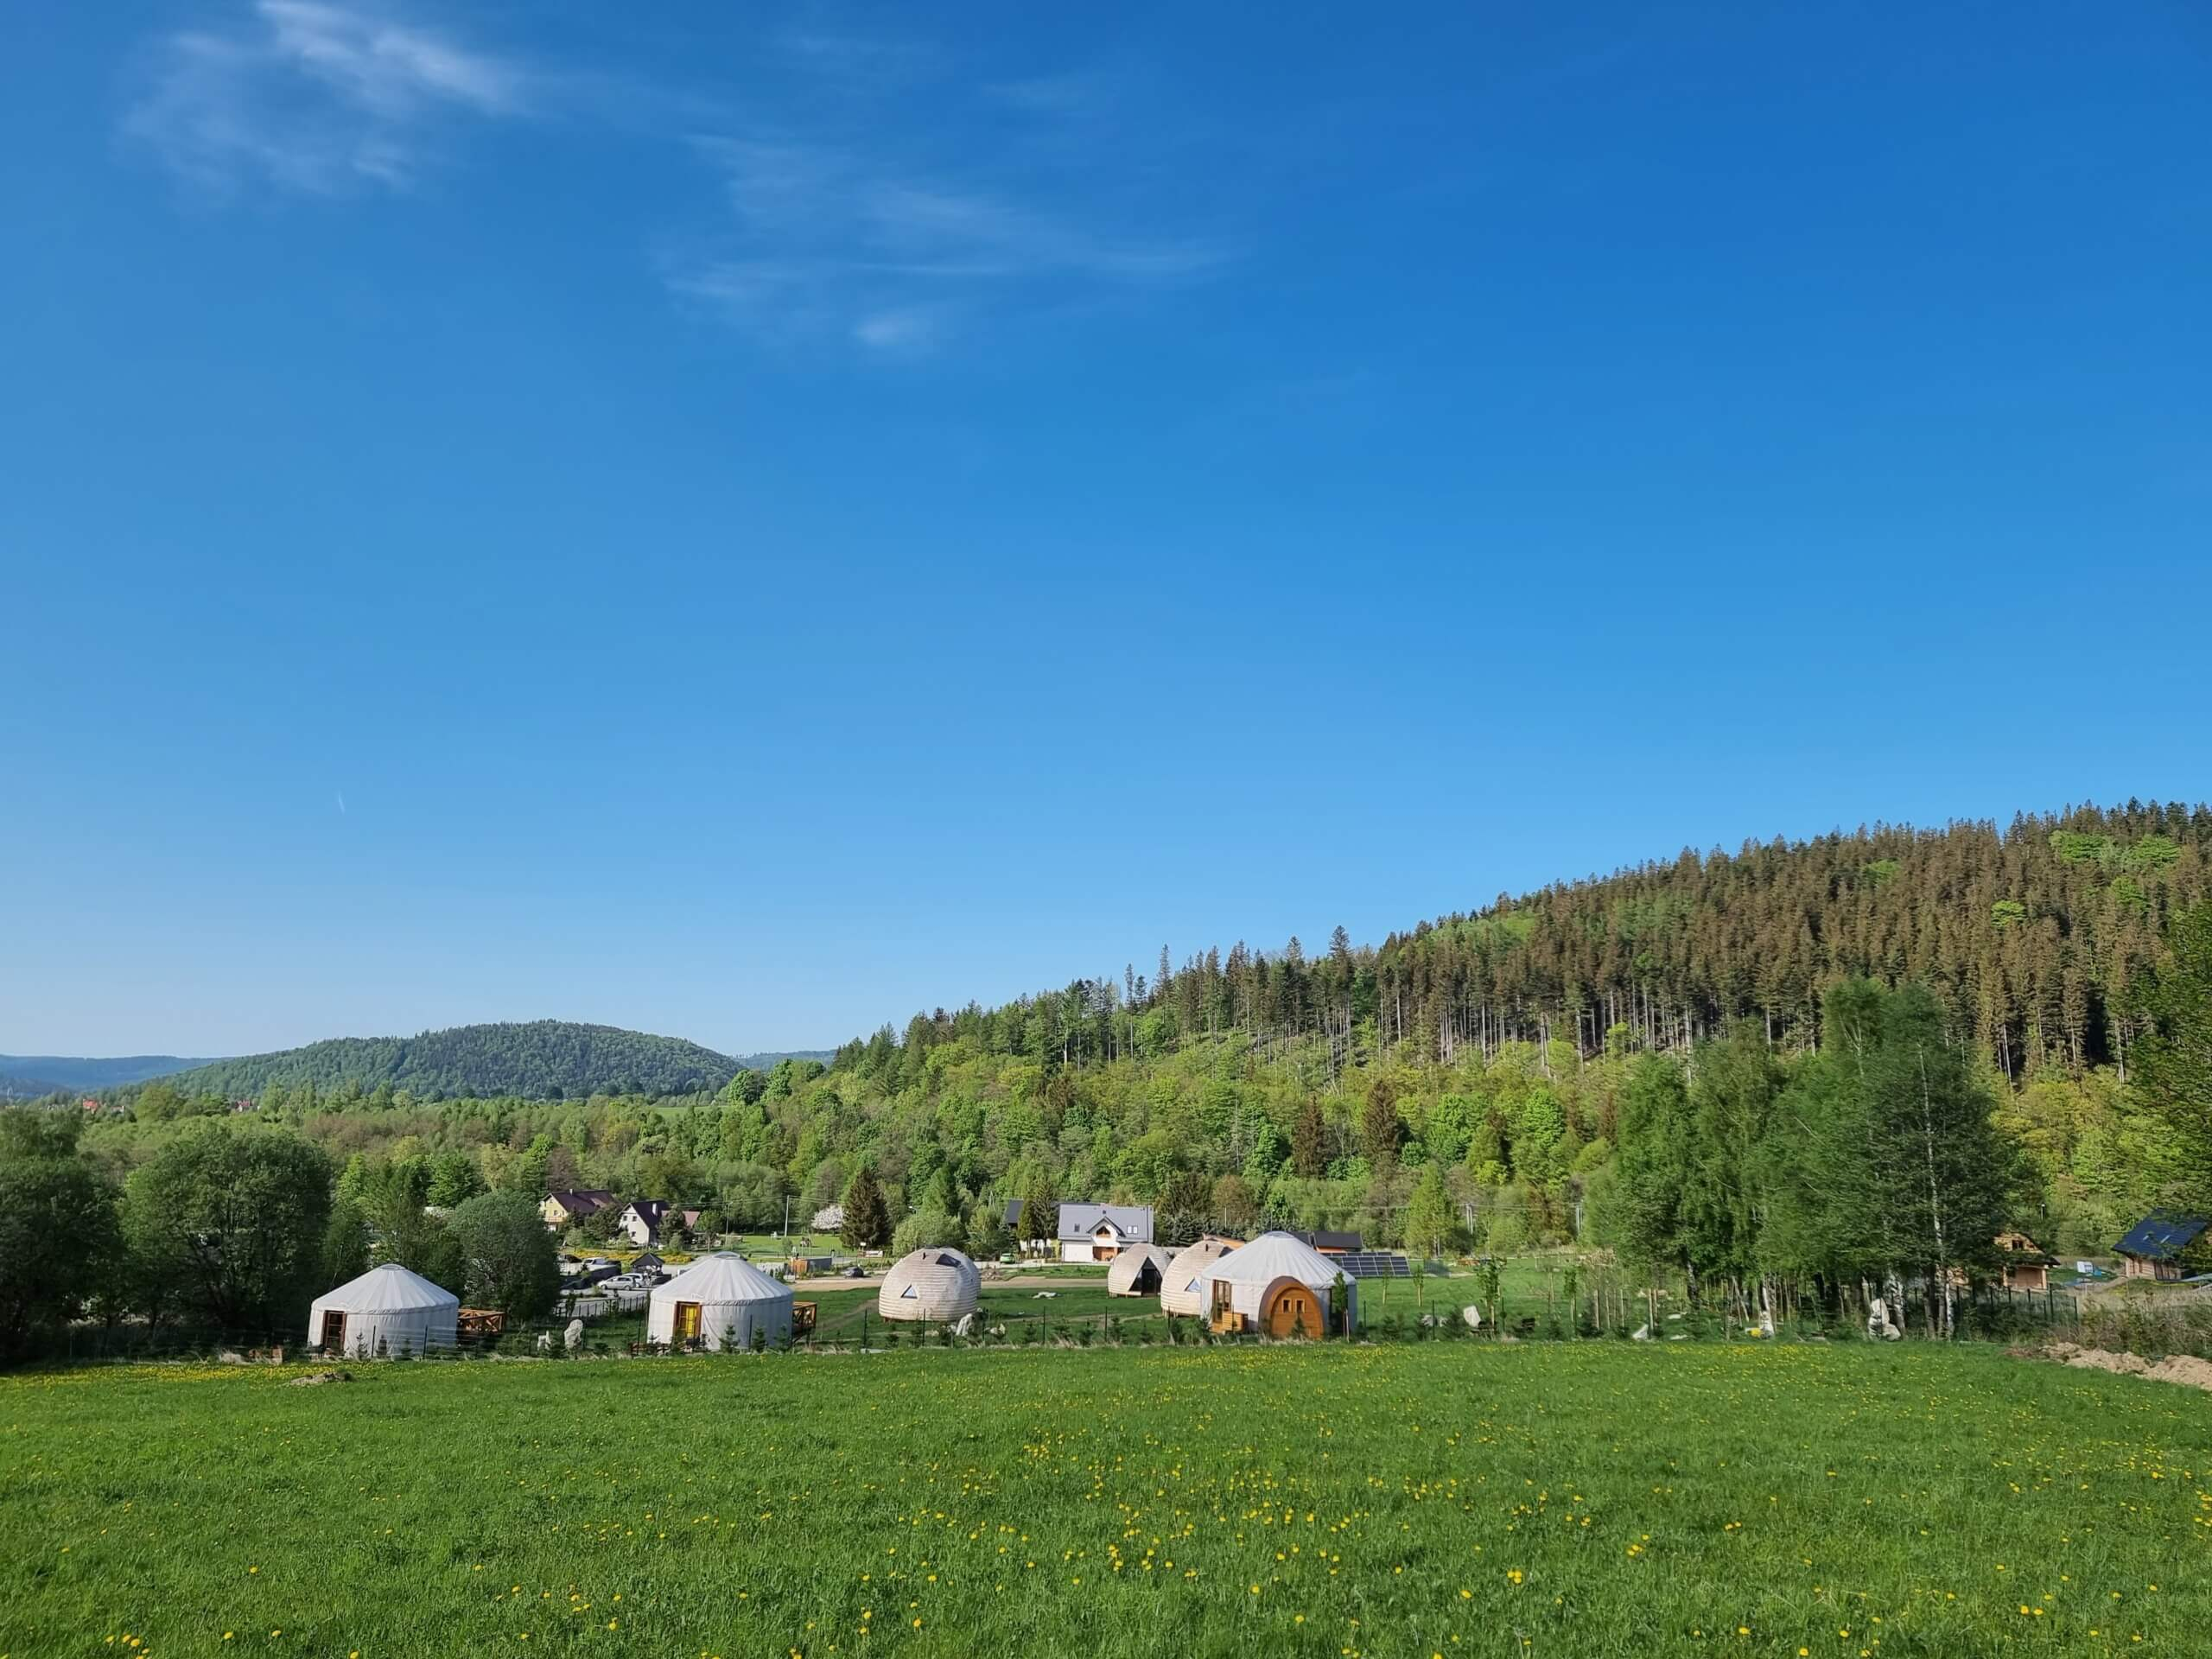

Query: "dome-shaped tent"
<box><xmin>878</xmin><ymin>1247</ymin><xmax>982</xmax><ymax>1322</ymax></box>
<box><xmin>1159</xmin><ymin>1236</ymin><xmax>1240</xmax><ymax>1318</ymax></box>
<box><xmin>1105</xmin><ymin>1242</ymin><xmax>1176</xmax><ymax>1297</ymax></box>
<box><xmin>1199</xmin><ymin>1231</ymin><xmax>1356</xmax><ymax>1338</ymax></box>
<box><xmin>647</xmin><ymin>1253</ymin><xmax>794</xmax><ymax>1351</ymax></box>
<box><xmin>308</xmin><ymin>1262</ymin><xmax>459</xmax><ymax>1357</ymax></box>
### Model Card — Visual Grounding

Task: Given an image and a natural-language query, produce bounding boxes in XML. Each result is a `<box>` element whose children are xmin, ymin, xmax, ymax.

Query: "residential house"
<box><xmin>1293</xmin><ymin>1230</ymin><xmax>1363</xmax><ymax>1255</ymax></box>
<box><xmin>2115</xmin><ymin>1212</ymin><xmax>2209</xmax><ymax>1281</ymax></box>
<box><xmin>1053</xmin><ymin>1203</ymin><xmax>1155</xmax><ymax>1263</ymax></box>
<box><xmin>540</xmin><ymin>1190</ymin><xmax>615</xmax><ymax>1230</ymax></box>
<box><xmin>617</xmin><ymin>1199</ymin><xmax>703</xmax><ymax>1248</ymax></box>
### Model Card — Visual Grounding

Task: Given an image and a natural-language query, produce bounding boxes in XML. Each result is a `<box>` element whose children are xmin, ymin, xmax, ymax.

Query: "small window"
<box><xmin>900</xmin><ymin>1285</ymin><xmax>918</xmax><ymax>1299</ymax></box>
<box><xmin>936</xmin><ymin>1253</ymin><xmax>959</xmax><ymax>1267</ymax></box>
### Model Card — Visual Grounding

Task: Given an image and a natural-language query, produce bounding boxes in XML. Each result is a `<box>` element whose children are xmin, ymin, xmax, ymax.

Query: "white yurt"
<box><xmin>1159</xmin><ymin>1235</ymin><xmax>1241</xmax><ymax>1318</ymax></box>
<box><xmin>1105</xmin><ymin>1242</ymin><xmax>1176</xmax><ymax>1297</ymax></box>
<box><xmin>1198</xmin><ymin>1231</ymin><xmax>1356</xmax><ymax>1338</ymax></box>
<box><xmin>646</xmin><ymin>1253</ymin><xmax>794</xmax><ymax>1351</ymax></box>
<box><xmin>878</xmin><ymin>1247</ymin><xmax>982</xmax><ymax>1322</ymax></box>
<box><xmin>308</xmin><ymin>1262</ymin><xmax>459</xmax><ymax>1357</ymax></box>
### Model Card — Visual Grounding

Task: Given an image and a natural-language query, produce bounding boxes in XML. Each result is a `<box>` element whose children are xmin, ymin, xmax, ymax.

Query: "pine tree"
<box><xmin>840</xmin><ymin>1166</ymin><xmax>891</xmax><ymax>1251</ymax></box>
<box><xmin>1016</xmin><ymin>1185</ymin><xmax>1053</xmax><ymax>1255</ymax></box>
<box><xmin>1361</xmin><ymin>1078</ymin><xmax>1402</xmax><ymax>1166</ymax></box>
<box><xmin>1292</xmin><ymin>1101</ymin><xmax>1326</xmax><ymax>1178</ymax></box>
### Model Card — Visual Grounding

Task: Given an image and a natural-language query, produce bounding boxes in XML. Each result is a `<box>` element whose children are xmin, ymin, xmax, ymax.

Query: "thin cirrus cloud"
<box><xmin>122</xmin><ymin>8</ymin><xmax>1232</xmax><ymax>353</ymax></box>
<box><xmin>670</xmin><ymin>135</ymin><xmax>1230</xmax><ymax>355</ymax></box>
<box><xmin>124</xmin><ymin>0</ymin><xmax>529</xmax><ymax>194</ymax></box>
<box><xmin>663</xmin><ymin>34</ymin><xmax>1231</xmax><ymax>355</ymax></box>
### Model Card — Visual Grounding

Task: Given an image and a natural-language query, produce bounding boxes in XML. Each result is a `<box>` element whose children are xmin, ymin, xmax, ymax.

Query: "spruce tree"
<box><xmin>1016</xmin><ymin>1185</ymin><xmax>1052</xmax><ymax>1254</ymax></box>
<box><xmin>1292</xmin><ymin>1101</ymin><xmax>1326</xmax><ymax>1177</ymax></box>
<box><xmin>1361</xmin><ymin>1078</ymin><xmax>1403</xmax><ymax>1166</ymax></box>
<box><xmin>840</xmin><ymin>1166</ymin><xmax>891</xmax><ymax>1251</ymax></box>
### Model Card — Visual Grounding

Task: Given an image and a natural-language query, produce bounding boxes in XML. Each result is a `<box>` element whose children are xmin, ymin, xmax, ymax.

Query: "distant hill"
<box><xmin>0</xmin><ymin>1054</ymin><xmax>218</xmax><ymax>1099</ymax></box>
<box><xmin>152</xmin><ymin>1021</ymin><xmax>752</xmax><ymax>1101</ymax></box>
<box><xmin>731</xmin><ymin>1050</ymin><xmax>834</xmax><ymax>1071</ymax></box>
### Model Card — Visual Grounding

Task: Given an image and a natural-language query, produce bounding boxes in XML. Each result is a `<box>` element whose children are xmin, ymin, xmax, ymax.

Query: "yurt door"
<box><xmin>319</xmin><ymin>1310</ymin><xmax>346</xmax><ymax>1351</ymax></box>
<box><xmin>1264</xmin><ymin>1284</ymin><xmax>1323</xmax><ymax>1339</ymax></box>
<box><xmin>674</xmin><ymin>1302</ymin><xmax>702</xmax><ymax>1344</ymax></box>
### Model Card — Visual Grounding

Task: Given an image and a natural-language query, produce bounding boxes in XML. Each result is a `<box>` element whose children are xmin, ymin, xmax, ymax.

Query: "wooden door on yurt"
<box><xmin>1264</xmin><ymin>1283</ymin><xmax>1323</xmax><ymax>1339</ymax></box>
<box><xmin>675</xmin><ymin>1302</ymin><xmax>702</xmax><ymax>1343</ymax></box>
<box><xmin>319</xmin><ymin>1310</ymin><xmax>346</xmax><ymax>1351</ymax></box>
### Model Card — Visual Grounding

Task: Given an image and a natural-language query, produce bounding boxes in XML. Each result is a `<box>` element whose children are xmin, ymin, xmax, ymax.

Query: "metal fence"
<box><xmin>22</xmin><ymin>1277</ymin><xmax>2204</xmax><ymax>1372</ymax></box>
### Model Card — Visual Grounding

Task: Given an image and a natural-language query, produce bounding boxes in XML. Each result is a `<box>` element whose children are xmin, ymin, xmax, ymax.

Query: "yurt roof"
<box><xmin>1204</xmin><ymin>1231</ymin><xmax>1344</xmax><ymax>1288</ymax></box>
<box><xmin>315</xmin><ymin>1262</ymin><xmax>458</xmax><ymax>1312</ymax></box>
<box><xmin>652</xmin><ymin>1252</ymin><xmax>791</xmax><ymax>1305</ymax></box>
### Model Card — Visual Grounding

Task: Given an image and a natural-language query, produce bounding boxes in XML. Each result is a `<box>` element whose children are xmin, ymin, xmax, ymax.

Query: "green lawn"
<box><xmin>4</xmin><ymin>1342</ymin><xmax>2204</xmax><ymax>1657</ymax></box>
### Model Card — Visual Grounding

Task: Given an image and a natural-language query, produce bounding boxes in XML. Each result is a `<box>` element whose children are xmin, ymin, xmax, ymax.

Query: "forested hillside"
<box><xmin>867</xmin><ymin>800</ymin><xmax>2205</xmax><ymax>1085</ymax></box>
<box><xmin>18</xmin><ymin>801</ymin><xmax>2209</xmax><ymax>1360</ymax></box>
<box><xmin>153</xmin><ymin>1021</ymin><xmax>741</xmax><ymax>1101</ymax></box>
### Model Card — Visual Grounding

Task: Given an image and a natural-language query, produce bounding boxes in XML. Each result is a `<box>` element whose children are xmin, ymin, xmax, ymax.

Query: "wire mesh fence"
<box><xmin>21</xmin><ymin>1274</ymin><xmax>2196</xmax><ymax>1372</ymax></box>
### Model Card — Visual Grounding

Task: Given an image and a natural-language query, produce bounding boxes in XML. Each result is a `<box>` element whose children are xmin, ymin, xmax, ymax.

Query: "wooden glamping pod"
<box><xmin>1199</xmin><ymin>1231</ymin><xmax>1357</xmax><ymax>1338</ymax></box>
<box><xmin>1104</xmin><ymin>1242</ymin><xmax>1176</xmax><ymax>1297</ymax></box>
<box><xmin>1159</xmin><ymin>1235</ymin><xmax>1240</xmax><ymax>1318</ymax></box>
<box><xmin>647</xmin><ymin>1252</ymin><xmax>794</xmax><ymax>1351</ymax></box>
<box><xmin>878</xmin><ymin>1247</ymin><xmax>982</xmax><ymax>1322</ymax></box>
<box><xmin>308</xmin><ymin>1262</ymin><xmax>459</xmax><ymax>1357</ymax></box>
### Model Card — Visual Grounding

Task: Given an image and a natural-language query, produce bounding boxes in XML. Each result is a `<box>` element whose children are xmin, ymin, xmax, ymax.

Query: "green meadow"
<box><xmin>3</xmin><ymin>1343</ymin><xmax>2204</xmax><ymax>1657</ymax></box>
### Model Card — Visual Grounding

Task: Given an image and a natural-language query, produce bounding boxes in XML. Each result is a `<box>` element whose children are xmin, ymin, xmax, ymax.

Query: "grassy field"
<box><xmin>6</xmin><ymin>1343</ymin><xmax>2206</xmax><ymax>1657</ymax></box>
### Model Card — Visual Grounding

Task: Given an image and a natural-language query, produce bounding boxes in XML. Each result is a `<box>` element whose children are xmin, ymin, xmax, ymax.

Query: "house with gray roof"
<box><xmin>1054</xmin><ymin>1203</ymin><xmax>1154</xmax><ymax>1263</ymax></box>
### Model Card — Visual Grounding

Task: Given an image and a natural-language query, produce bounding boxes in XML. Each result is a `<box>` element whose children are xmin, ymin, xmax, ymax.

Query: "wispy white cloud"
<box><xmin>851</xmin><ymin>305</ymin><xmax>949</xmax><ymax>353</ymax></box>
<box><xmin>123</xmin><ymin>10</ymin><xmax>1234</xmax><ymax>355</ymax></box>
<box><xmin>668</xmin><ymin>37</ymin><xmax>1230</xmax><ymax>354</ymax></box>
<box><xmin>125</xmin><ymin>1</ymin><xmax>530</xmax><ymax>194</ymax></box>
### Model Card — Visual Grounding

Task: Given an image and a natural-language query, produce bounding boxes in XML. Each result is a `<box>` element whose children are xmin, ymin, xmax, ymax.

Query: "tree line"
<box><xmin>0</xmin><ymin>1116</ymin><xmax>560</xmax><ymax>1363</ymax></box>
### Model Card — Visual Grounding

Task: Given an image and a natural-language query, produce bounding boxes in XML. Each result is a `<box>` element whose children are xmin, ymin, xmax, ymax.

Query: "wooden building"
<box><xmin>2115</xmin><ymin>1213</ymin><xmax>2209</xmax><ymax>1281</ymax></box>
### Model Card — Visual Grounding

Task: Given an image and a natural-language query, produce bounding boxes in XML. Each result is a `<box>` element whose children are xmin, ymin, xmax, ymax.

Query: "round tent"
<box><xmin>878</xmin><ymin>1247</ymin><xmax>982</xmax><ymax>1322</ymax></box>
<box><xmin>1105</xmin><ymin>1242</ymin><xmax>1176</xmax><ymax>1298</ymax></box>
<box><xmin>308</xmin><ymin>1262</ymin><xmax>459</xmax><ymax>1357</ymax></box>
<box><xmin>1199</xmin><ymin>1231</ymin><xmax>1356</xmax><ymax>1338</ymax></box>
<box><xmin>1159</xmin><ymin>1236</ymin><xmax>1240</xmax><ymax>1318</ymax></box>
<box><xmin>647</xmin><ymin>1253</ymin><xmax>794</xmax><ymax>1351</ymax></box>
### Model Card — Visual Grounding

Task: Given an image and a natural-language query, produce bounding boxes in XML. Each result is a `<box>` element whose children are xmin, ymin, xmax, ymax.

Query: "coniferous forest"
<box><xmin>7</xmin><ymin>801</ymin><xmax>2211</xmax><ymax>1353</ymax></box>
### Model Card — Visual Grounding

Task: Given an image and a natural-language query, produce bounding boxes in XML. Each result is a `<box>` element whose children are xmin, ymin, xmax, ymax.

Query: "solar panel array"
<box><xmin>1331</xmin><ymin>1250</ymin><xmax>1410</xmax><ymax>1279</ymax></box>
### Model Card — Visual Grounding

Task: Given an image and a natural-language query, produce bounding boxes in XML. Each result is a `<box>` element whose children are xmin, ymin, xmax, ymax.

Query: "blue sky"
<box><xmin>4</xmin><ymin>2</ymin><xmax>2209</xmax><ymax>1058</ymax></box>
